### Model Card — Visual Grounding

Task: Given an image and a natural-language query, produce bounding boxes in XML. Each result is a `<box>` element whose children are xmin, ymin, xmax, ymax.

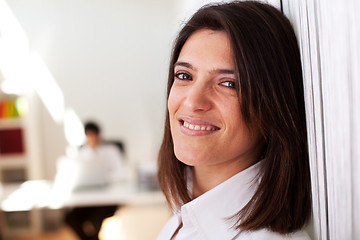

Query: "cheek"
<box><xmin>223</xmin><ymin>101</ymin><xmax>256</xmax><ymax>146</ymax></box>
<box><xmin>222</xmin><ymin>98</ymin><xmax>242</xmax><ymax>126</ymax></box>
<box><xmin>167</xmin><ymin>90</ymin><xmax>178</xmax><ymax>137</ymax></box>
<box><xmin>229</xmin><ymin>108</ymin><xmax>262</xmax><ymax>157</ymax></box>
<box><xmin>167</xmin><ymin>87</ymin><xmax>180</xmax><ymax>119</ymax></box>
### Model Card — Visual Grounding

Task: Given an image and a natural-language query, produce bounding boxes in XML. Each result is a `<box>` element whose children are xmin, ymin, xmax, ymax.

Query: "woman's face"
<box><xmin>168</xmin><ymin>29</ymin><xmax>262</xmax><ymax>172</ymax></box>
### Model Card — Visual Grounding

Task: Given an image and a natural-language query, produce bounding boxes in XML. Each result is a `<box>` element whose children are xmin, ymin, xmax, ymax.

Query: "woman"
<box><xmin>157</xmin><ymin>1</ymin><xmax>311</xmax><ymax>239</ymax></box>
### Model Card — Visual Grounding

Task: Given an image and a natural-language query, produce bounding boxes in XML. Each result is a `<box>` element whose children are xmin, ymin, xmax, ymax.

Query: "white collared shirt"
<box><xmin>157</xmin><ymin>162</ymin><xmax>310</xmax><ymax>240</ymax></box>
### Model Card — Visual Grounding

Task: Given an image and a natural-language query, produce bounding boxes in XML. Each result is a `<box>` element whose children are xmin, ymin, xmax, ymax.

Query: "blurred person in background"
<box><xmin>65</xmin><ymin>121</ymin><xmax>126</xmax><ymax>240</ymax></box>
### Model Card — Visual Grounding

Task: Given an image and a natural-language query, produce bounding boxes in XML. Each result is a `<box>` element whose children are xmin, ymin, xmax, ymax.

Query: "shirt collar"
<box><xmin>179</xmin><ymin>161</ymin><xmax>262</xmax><ymax>239</ymax></box>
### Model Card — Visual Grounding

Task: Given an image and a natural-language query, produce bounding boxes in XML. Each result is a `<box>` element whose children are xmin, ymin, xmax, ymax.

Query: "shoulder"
<box><xmin>97</xmin><ymin>143</ymin><xmax>120</xmax><ymax>154</ymax></box>
<box><xmin>239</xmin><ymin>229</ymin><xmax>311</xmax><ymax>240</ymax></box>
<box><xmin>156</xmin><ymin>214</ymin><xmax>180</xmax><ymax>240</ymax></box>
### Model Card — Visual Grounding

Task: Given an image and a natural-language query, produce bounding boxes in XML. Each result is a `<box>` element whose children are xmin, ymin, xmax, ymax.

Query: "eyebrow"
<box><xmin>174</xmin><ymin>61</ymin><xmax>195</xmax><ymax>70</ymax></box>
<box><xmin>174</xmin><ymin>61</ymin><xmax>235</xmax><ymax>75</ymax></box>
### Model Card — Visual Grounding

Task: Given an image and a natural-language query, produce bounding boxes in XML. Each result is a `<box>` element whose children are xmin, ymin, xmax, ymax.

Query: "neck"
<box><xmin>192</xmin><ymin>159</ymin><xmax>254</xmax><ymax>198</ymax></box>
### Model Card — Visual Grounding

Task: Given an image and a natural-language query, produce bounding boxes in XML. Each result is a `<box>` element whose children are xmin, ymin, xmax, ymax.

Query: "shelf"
<box><xmin>0</xmin><ymin>118</ymin><xmax>26</xmax><ymax>129</ymax></box>
<box><xmin>0</xmin><ymin>155</ymin><xmax>27</xmax><ymax>168</ymax></box>
<box><xmin>0</xmin><ymin>91</ymin><xmax>39</xmax><ymax>238</ymax></box>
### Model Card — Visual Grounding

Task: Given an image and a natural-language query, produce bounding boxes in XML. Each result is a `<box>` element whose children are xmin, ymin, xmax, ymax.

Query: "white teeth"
<box><xmin>182</xmin><ymin>121</ymin><xmax>216</xmax><ymax>131</ymax></box>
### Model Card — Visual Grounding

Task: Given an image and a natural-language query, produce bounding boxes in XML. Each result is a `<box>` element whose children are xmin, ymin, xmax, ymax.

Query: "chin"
<box><xmin>174</xmin><ymin>150</ymin><xmax>208</xmax><ymax>167</ymax></box>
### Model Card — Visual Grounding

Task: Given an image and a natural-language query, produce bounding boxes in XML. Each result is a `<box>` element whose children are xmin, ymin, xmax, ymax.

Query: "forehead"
<box><xmin>85</xmin><ymin>130</ymin><xmax>98</xmax><ymax>136</ymax></box>
<box><xmin>177</xmin><ymin>29</ymin><xmax>233</xmax><ymax>69</ymax></box>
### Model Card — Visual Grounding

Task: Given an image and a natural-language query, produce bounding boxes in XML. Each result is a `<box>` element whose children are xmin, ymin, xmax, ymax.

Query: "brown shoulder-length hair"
<box><xmin>158</xmin><ymin>1</ymin><xmax>311</xmax><ymax>234</ymax></box>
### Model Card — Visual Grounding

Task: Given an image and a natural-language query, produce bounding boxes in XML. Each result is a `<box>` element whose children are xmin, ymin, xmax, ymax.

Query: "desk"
<box><xmin>1</xmin><ymin>180</ymin><xmax>165</xmax><ymax>211</ymax></box>
<box><xmin>0</xmin><ymin>180</ymin><xmax>166</xmax><ymax>237</ymax></box>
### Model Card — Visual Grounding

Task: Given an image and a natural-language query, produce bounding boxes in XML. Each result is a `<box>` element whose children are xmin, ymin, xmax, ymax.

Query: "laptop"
<box><xmin>71</xmin><ymin>157</ymin><xmax>109</xmax><ymax>191</ymax></box>
<box><xmin>54</xmin><ymin>156</ymin><xmax>109</xmax><ymax>192</ymax></box>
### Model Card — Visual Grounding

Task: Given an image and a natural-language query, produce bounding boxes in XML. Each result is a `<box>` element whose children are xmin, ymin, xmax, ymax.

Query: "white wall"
<box><xmin>283</xmin><ymin>0</ymin><xmax>360</xmax><ymax>239</ymax></box>
<box><xmin>4</xmin><ymin>0</ymin><xmax>182</xmax><ymax>179</ymax></box>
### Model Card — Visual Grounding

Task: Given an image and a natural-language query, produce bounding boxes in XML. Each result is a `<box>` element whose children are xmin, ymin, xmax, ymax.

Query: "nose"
<box><xmin>183</xmin><ymin>81</ymin><xmax>212</xmax><ymax>112</ymax></box>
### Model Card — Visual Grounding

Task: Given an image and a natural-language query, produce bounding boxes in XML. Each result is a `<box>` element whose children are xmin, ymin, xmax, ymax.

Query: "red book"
<box><xmin>0</xmin><ymin>128</ymin><xmax>25</xmax><ymax>154</ymax></box>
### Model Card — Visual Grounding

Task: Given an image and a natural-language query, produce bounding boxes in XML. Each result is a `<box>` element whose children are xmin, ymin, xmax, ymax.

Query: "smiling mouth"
<box><xmin>180</xmin><ymin>120</ymin><xmax>220</xmax><ymax>131</ymax></box>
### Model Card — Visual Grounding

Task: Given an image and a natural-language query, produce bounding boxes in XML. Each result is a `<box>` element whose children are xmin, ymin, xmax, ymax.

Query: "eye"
<box><xmin>220</xmin><ymin>80</ymin><xmax>236</xmax><ymax>89</ymax></box>
<box><xmin>175</xmin><ymin>72</ymin><xmax>192</xmax><ymax>81</ymax></box>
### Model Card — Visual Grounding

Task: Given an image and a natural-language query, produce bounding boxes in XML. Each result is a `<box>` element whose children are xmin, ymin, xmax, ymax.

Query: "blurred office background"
<box><xmin>0</xmin><ymin>0</ymin><xmax>359</xmax><ymax>239</ymax></box>
<box><xmin>0</xmin><ymin>0</ymin><xmax>242</xmax><ymax>239</ymax></box>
